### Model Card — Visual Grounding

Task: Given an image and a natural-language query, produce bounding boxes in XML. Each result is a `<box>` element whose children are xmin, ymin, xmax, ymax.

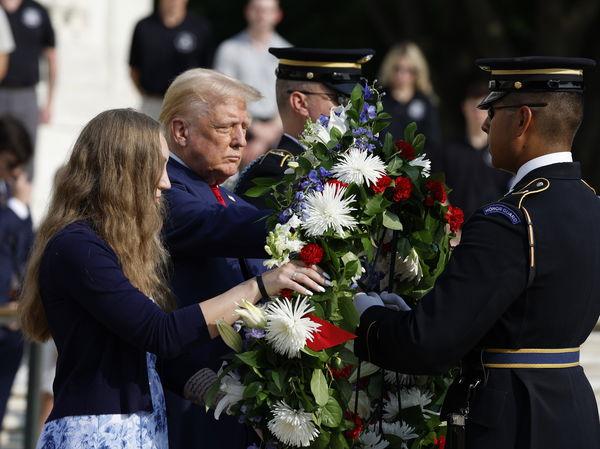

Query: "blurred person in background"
<box><xmin>440</xmin><ymin>80</ymin><xmax>512</xmax><ymax>220</ymax></box>
<box><xmin>17</xmin><ymin>108</ymin><xmax>325</xmax><ymax>449</ymax></box>
<box><xmin>0</xmin><ymin>0</ymin><xmax>56</xmax><ymax>154</ymax></box>
<box><xmin>214</xmin><ymin>0</ymin><xmax>289</xmax><ymax>188</ymax></box>
<box><xmin>129</xmin><ymin>0</ymin><xmax>213</xmax><ymax>120</ymax></box>
<box><xmin>379</xmin><ymin>42</ymin><xmax>442</xmax><ymax>163</ymax></box>
<box><xmin>0</xmin><ymin>7</ymin><xmax>14</xmax><ymax>81</ymax></box>
<box><xmin>235</xmin><ymin>47</ymin><xmax>374</xmax><ymax>208</ymax></box>
<box><xmin>0</xmin><ymin>115</ymin><xmax>33</xmax><ymax>432</ymax></box>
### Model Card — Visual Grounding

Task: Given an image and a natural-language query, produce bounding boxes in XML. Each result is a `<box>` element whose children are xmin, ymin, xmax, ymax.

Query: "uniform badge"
<box><xmin>174</xmin><ymin>32</ymin><xmax>197</xmax><ymax>54</ymax></box>
<box><xmin>22</xmin><ymin>7</ymin><xmax>42</xmax><ymax>28</ymax></box>
<box><xmin>483</xmin><ymin>203</ymin><xmax>521</xmax><ymax>224</ymax></box>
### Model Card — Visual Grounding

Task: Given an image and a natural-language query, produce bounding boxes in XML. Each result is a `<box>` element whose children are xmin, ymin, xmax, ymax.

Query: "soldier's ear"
<box><xmin>171</xmin><ymin>118</ymin><xmax>188</xmax><ymax>147</ymax></box>
<box><xmin>289</xmin><ymin>91</ymin><xmax>310</xmax><ymax>118</ymax></box>
<box><xmin>515</xmin><ymin>106</ymin><xmax>533</xmax><ymax>137</ymax></box>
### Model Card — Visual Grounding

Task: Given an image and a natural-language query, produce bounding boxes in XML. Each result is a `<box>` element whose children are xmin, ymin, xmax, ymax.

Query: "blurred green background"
<box><xmin>187</xmin><ymin>0</ymin><xmax>600</xmax><ymax>187</ymax></box>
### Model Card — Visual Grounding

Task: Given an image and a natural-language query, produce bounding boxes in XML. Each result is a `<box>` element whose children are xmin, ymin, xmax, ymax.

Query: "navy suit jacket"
<box><xmin>164</xmin><ymin>158</ymin><xmax>268</xmax><ymax>366</ymax></box>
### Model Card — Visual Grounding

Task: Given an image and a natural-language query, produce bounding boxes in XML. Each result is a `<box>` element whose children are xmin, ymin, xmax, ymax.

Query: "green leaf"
<box><xmin>350</xmin><ymin>83</ymin><xmax>363</xmax><ymax>104</ymax></box>
<box><xmin>365</xmin><ymin>195</ymin><xmax>386</xmax><ymax>216</ymax></box>
<box><xmin>382</xmin><ymin>132</ymin><xmax>396</xmax><ymax>158</ymax></box>
<box><xmin>235</xmin><ymin>351</ymin><xmax>259</xmax><ymax>368</ymax></box>
<box><xmin>330</xmin><ymin>430</ymin><xmax>350</xmax><ymax>449</ymax></box>
<box><xmin>321</xmin><ymin>396</ymin><xmax>343</xmax><ymax>428</ymax></box>
<box><xmin>338</xmin><ymin>296</ymin><xmax>359</xmax><ymax>330</ymax></box>
<box><xmin>243</xmin><ymin>381</ymin><xmax>262</xmax><ymax>399</ymax></box>
<box><xmin>404</xmin><ymin>121</ymin><xmax>417</xmax><ymax>142</ymax></box>
<box><xmin>251</xmin><ymin>176</ymin><xmax>280</xmax><ymax>186</ymax></box>
<box><xmin>383</xmin><ymin>210</ymin><xmax>403</xmax><ymax>230</ymax></box>
<box><xmin>413</xmin><ymin>133</ymin><xmax>426</xmax><ymax>153</ymax></box>
<box><xmin>244</xmin><ymin>184</ymin><xmax>272</xmax><ymax>198</ymax></box>
<box><xmin>310</xmin><ymin>369</ymin><xmax>329</xmax><ymax>407</ymax></box>
<box><xmin>301</xmin><ymin>347</ymin><xmax>330</xmax><ymax>362</ymax></box>
<box><xmin>386</xmin><ymin>156</ymin><xmax>404</xmax><ymax>176</ymax></box>
<box><xmin>271</xmin><ymin>371</ymin><xmax>283</xmax><ymax>392</ymax></box>
<box><xmin>312</xmin><ymin>430</ymin><xmax>331</xmax><ymax>449</ymax></box>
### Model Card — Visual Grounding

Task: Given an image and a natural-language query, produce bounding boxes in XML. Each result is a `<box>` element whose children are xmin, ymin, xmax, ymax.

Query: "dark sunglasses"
<box><xmin>487</xmin><ymin>103</ymin><xmax>548</xmax><ymax>120</ymax></box>
<box><xmin>287</xmin><ymin>90</ymin><xmax>348</xmax><ymax>106</ymax></box>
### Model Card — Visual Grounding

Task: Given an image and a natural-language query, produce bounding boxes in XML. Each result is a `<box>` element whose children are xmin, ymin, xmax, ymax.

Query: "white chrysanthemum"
<box><xmin>264</xmin><ymin>297</ymin><xmax>320</xmax><ymax>358</ymax></box>
<box><xmin>331</xmin><ymin>147</ymin><xmax>387</xmax><ymax>186</ymax></box>
<box><xmin>409</xmin><ymin>155</ymin><xmax>431</xmax><ymax>177</ymax></box>
<box><xmin>384</xmin><ymin>371</ymin><xmax>416</xmax><ymax>386</ymax></box>
<box><xmin>214</xmin><ymin>372</ymin><xmax>244</xmax><ymax>419</ymax></box>
<box><xmin>267</xmin><ymin>401</ymin><xmax>319</xmax><ymax>447</ymax></box>
<box><xmin>396</xmin><ymin>248</ymin><xmax>423</xmax><ymax>283</ymax></box>
<box><xmin>383</xmin><ymin>388</ymin><xmax>433</xmax><ymax>421</ymax></box>
<box><xmin>349</xmin><ymin>390</ymin><xmax>372</xmax><ymax>419</ymax></box>
<box><xmin>359</xmin><ymin>430</ymin><xmax>390</xmax><ymax>449</ymax></box>
<box><xmin>382</xmin><ymin>421</ymin><xmax>419</xmax><ymax>448</ymax></box>
<box><xmin>303</xmin><ymin>183</ymin><xmax>357</xmax><ymax>237</ymax></box>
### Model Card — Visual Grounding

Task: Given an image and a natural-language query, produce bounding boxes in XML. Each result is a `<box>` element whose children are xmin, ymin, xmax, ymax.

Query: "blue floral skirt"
<box><xmin>36</xmin><ymin>353</ymin><xmax>168</xmax><ymax>449</ymax></box>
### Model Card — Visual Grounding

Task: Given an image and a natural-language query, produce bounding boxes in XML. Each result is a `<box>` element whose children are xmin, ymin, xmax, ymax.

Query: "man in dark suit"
<box><xmin>159</xmin><ymin>68</ymin><xmax>269</xmax><ymax>449</ymax></box>
<box><xmin>0</xmin><ymin>115</ymin><xmax>33</xmax><ymax>428</ymax></box>
<box><xmin>353</xmin><ymin>57</ymin><xmax>600</xmax><ymax>449</ymax></box>
<box><xmin>235</xmin><ymin>47</ymin><xmax>374</xmax><ymax>208</ymax></box>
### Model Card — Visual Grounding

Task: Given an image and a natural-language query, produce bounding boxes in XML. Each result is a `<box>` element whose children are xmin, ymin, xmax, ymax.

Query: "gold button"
<box><xmin>306</xmin><ymin>72</ymin><xmax>314</xmax><ymax>80</ymax></box>
<box><xmin>514</xmin><ymin>81</ymin><xmax>523</xmax><ymax>89</ymax></box>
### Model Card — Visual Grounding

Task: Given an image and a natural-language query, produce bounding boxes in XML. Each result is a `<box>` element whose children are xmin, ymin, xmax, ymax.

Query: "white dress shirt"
<box><xmin>508</xmin><ymin>152</ymin><xmax>573</xmax><ymax>191</ymax></box>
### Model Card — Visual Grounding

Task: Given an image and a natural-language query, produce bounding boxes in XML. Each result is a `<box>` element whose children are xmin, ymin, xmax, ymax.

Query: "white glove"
<box><xmin>353</xmin><ymin>292</ymin><xmax>384</xmax><ymax>317</ymax></box>
<box><xmin>380</xmin><ymin>291</ymin><xmax>411</xmax><ymax>312</ymax></box>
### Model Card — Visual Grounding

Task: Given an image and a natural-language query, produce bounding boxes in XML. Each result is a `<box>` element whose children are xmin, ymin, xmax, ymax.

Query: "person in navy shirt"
<box><xmin>17</xmin><ymin>108</ymin><xmax>326</xmax><ymax>449</ymax></box>
<box><xmin>0</xmin><ymin>115</ymin><xmax>33</xmax><ymax>430</ymax></box>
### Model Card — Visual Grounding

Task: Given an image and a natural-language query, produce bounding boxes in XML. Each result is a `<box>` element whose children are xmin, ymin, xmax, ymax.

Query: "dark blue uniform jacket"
<box><xmin>355</xmin><ymin>162</ymin><xmax>600</xmax><ymax>449</ymax></box>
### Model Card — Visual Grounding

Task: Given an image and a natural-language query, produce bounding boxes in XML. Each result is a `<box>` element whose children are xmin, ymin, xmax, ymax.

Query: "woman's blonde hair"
<box><xmin>379</xmin><ymin>42</ymin><xmax>436</xmax><ymax>99</ymax></box>
<box><xmin>19</xmin><ymin>108</ymin><xmax>175</xmax><ymax>342</ymax></box>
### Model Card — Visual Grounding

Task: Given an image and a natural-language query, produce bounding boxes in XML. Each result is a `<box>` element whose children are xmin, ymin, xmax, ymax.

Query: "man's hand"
<box><xmin>380</xmin><ymin>291</ymin><xmax>411</xmax><ymax>312</ymax></box>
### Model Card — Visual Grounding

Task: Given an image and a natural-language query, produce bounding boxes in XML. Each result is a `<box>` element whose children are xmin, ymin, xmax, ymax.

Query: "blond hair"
<box><xmin>159</xmin><ymin>68</ymin><xmax>261</xmax><ymax>143</ymax></box>
<box><xmin>379</xmin><ymin>42</ymin><xmax>436</xmax><ymax>99</ymax></box>
<box><xmin>19</xmin><ymin>109</ymin><xmax>175</xmax><ymax>342</ymax></box>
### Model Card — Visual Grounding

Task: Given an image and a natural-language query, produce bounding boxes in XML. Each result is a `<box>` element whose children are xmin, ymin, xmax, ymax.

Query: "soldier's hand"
<box><xmin>353</xmin><ymin>292</ymin><xmax>384</xmax><ymax>316</ymax></box>
<box><xmin>380</xmin><ymin>291</ymin><xmax>411</xmax><ymax>312</ymax></box>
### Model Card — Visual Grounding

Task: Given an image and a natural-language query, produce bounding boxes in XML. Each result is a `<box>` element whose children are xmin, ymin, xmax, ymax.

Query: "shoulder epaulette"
<box><xmin>509</xmin><ymin>177</ymin><xmax>550</xmax><ymax>287</ymax></box>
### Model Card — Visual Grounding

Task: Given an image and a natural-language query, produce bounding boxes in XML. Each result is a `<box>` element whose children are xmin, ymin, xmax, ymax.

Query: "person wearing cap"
<box><xmin>353</xmin><ymin>57</ymin><xmax>600</xmax><ymax>449</ymax></box>
<box><xmin>235</xmin><ymin>47</ymin><xmax>374</xmax><ymax>208</ymax></box>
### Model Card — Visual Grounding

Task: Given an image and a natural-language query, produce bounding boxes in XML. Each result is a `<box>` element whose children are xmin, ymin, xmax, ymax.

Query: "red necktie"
<box><xmin>210</xmin><ymin>185</ymin><xmax>227</xmax><ymax>207</ymax></box>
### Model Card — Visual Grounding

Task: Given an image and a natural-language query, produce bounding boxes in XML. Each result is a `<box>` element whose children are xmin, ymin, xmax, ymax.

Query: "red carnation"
<box><xmin>330</xmin><ymin>365</ymin><xmax>353</xmax><ymax>379</ymax></box>
<box><xmin>395</xmin><ymin>139</ymin><xmax>416</xmax><ymax>160</ymax></box>
<box><xmin>434</xmin><ymin>435</ymin><xmax>446</xmax><ymax>449</ymax></box>
<box><xmin>326</xmin><ymin>179</ymin><xmax>349</xmax><ymax>190</ymax></box>
<box><xmin>299</xmin><ymin>243</ymin><xmax>324</xmax><ymax>266</ymax></box>
<box><xmin>393</xmin><ymin>176</ymin><xmax>413</xmax><ymax>202</ymax></box>
<box><xmin>280</xmin><ymin>289</ymin><xmax>293</xmax><ymax>299</ymax></box>
<box><xmin>445</xmin><ymin>205</ymin><xmax>465</xmax><ymax>233</ymax></box>
<box><xmin>371</xmin><ymin>175</ymin><xmax>392</xmax><ymax>194</ymax></box>
<box><xmin>344</xmin><ymin>412</ymin><xmax>364</xmax><ymax>440</ymax></box>
<box><xmin>424</xmin><ymin>180</ymin><xmax>447</xmax><ymax>205</ymax></box>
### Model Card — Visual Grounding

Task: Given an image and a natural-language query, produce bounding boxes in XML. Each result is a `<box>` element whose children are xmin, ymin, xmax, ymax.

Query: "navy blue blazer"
<box><xmin>40</xmin><ymin>222</ymin><xmax>210</xmax><ymax>421</ymax></box>
<box><xmin>0</xmin><ymin>203</ymin><xmax>34</xmax><ymax>303</ymax></box>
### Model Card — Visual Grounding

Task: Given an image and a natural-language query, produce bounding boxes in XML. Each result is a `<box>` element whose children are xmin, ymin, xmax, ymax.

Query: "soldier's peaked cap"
<box><xmin>476</xmin><ymin>56</ymin><xmax>596</xmax><ymax>109</ymax></box>
<box><xmin>269</xmin><ymin>47</ymin><xmax>375</xmax><ymax>96</ymax></box>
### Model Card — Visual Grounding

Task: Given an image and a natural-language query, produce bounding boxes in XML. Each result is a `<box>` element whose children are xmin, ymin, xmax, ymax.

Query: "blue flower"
<box><xmin>278</xmin><ymin>208</ymin><xmax>293</xmax><ymax>223</ymax></box>
<box><xmin>245</xmin><ymin>328</ymin><xmax>266</xmax><ymax>340</ymax></box>
<box><xmin>362</xmin><ymin>84</ymin><xmax>373</xmax><ymax>100</ymax></box>
<box><xmin>317</xmin><ymin>114</ymin><xmax>329</xmax><ymax>127</ymax></box>
<box><xmin>294</xmin><ymin>191</ymin><xmax>305</xmax><ymax>202</ymax></box>
<box><xmin>318</xmin><ymin>167</ymin><xmax>332</xmax><ymax>178</ymax></box>
<box><xmin>359</xmin><ymin>103</ymin><xmax>377</xmax><ymax>123</ymax></box>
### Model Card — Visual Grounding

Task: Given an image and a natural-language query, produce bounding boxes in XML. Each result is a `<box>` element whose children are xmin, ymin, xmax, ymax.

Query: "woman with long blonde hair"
<box><xmin>19</xmin><ymin>109</ymin><xmax>326</xmax><ymax>449</ymax></box>
<box><xmin>379</xmin><ymin>42</ymin><xmax>442</xmax><ymax>156</ymax></box>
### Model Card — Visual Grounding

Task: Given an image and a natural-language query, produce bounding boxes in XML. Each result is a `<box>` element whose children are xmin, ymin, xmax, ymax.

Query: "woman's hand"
<box><xmin>261</xmin><ymin>260</ymin><xmax>330</xmax><ymax>297</ymax></box>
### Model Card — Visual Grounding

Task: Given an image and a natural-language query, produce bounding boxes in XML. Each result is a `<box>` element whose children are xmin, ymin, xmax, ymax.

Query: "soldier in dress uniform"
<box><xmin>353</xmin><ymin>57</ymin><xmax>600</xmax><ymax>449</ymax></box>
<box><xmin>235</xmin><ymin>47</ymin><xmax>374</xmax><ymax>208</ymax></box>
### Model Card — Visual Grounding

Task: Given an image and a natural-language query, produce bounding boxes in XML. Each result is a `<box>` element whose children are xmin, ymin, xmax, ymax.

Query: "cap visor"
<box><xmin>477</xmin><ymin>91</ymin><xmax>508</xmax><ymax>109</ymax></box>
<box><xmin>323</xmin><ymin>82</ymin><xmax>358</xmax><ymax>97</ymax></box>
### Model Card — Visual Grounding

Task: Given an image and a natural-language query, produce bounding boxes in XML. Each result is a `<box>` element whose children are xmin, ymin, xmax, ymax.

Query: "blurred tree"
<box><xmin>190</xmin><ymin>0</ymin><xmax>600</xmax><ymax>186</ymax></box>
